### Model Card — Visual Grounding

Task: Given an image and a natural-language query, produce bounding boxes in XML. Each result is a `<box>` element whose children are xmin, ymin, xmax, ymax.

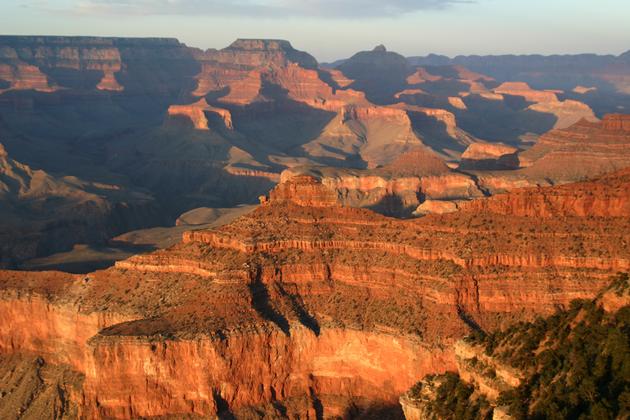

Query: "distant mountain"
<box><xmin>408</xmin><ymin>51</ymin><xmax>630</xmax><ymax>94</ymax></box>
<box><xmin>336</xmin><ymin>45</ymin><xmax>412</xmax><ymax>103</ymax></box>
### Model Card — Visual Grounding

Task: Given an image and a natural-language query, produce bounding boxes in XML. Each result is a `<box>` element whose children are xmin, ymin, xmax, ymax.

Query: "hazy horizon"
<box><xmin>2</xmin><ymin>0</ymin><xmax>629</xmax><ymax>62</ymax></box>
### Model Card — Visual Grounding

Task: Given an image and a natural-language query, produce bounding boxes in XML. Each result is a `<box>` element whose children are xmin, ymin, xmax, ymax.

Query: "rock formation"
<box><xmin>0</xmin><ymin>36</ymin><xmax>200</xmax><ymax>97</ymax></box>
<box><xmin>573</xmin><ymin>85</ymin><xmax>596</xmax><ymax>94</ymax></box>
<box><xmin>401</xmin><ymin>273</ymin><xmax>629</xmax><ymax>419</ymax></box>
<box><xmin>1</xmin><ymin>169</ymin><xmax>629</xmax><ymax>417</ymax></box>
<box><xmin>1</xmin><ymin>35</ymin><xmax>626</xmax><ymax>271</ymax></box>
<box><xmin>528</xmin><ymin>99</ymin><xmax>598</xmax><ymax>129</ymax></box>
<box><xmin>602</xmin><ymin>113</ymin><xmax>630</xmax><ymax>131</ymax></box>
<box><xmin>406</xmin><ymin>67</ymin><xmax>442</xmax><ymax>84</ymax></box>
<box><xmin>336</xmin><ymin>45</ymin><xmax>412</xmax><ymax>103</ymax></box>
<box><xmin>0</xmin><ymin>62</ymin><xmax>57</xmax><ymax>93</ymax></box>
<box><xmin>460</xmin><ymin>142</ymin><xmax>520</xmax><ymax>170</ymax></box>
<box><xmin>168</xmin><ymin>98</ymin><xmax>233</xmax><ymax>130</ymax></box>
<box><xmin>519</xmin><ymin>114</ymin><xmax>630</xmax><ymax>180</ymax></box>
<box><xmin>494</xmin><ymin>81</ymin><xmax>559</xmax><ymax>103</ymax></box>
<box><xmin>461</xmin><ymin>168</ymin><xmax>630</xmax><ymax>218</ymax></box>
<box><xmin>413</xmin><ymin>199</ymin><xmax>460</xmax><ymax>216</ymax></box>
<box><xmin>448</xmin><ymin>96</ymin><xmax>467</xmax><ymax>109</ymax></box>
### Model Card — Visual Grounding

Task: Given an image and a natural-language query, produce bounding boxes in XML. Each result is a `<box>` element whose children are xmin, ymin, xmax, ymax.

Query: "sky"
<box><xmin>1</xmin><ymin>0</ymin><xmax>629</xmax><ymax>62</ymax></box>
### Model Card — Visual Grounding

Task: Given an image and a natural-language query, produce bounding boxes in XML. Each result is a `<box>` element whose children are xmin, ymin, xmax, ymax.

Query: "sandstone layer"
<box><xmin>460</xmin><ymin>142</ymin><xmax>520</xmax><ymax>170</ymax></box>
<box><xmin>519</xmin><ymin>114</ymin><xmax>630</xmax><ymax>180</ymax></box>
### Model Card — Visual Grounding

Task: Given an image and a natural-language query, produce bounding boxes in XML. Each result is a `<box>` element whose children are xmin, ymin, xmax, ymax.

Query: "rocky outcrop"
<box><xmin>225</xmin><ymin>167</ymin><xmax>280</xmax><ymax>182</ymax></box>
<box><xmin>321</xmin><ymin>68</ymin><xmax>354</xmax><ymax>88</ymax></box>
<box><xmin>167</xmin><ymin>98</ymin><xmax>233</xmax><ymax>130</ymax></box>
<box><xmin>602</xmin><ymin>113</ymin><xmax>630</xmax><ymax>131</ymax></box>
<box><xmin>409</xmin><ymin>52</ymin><xmax>630</xmax><ymax>96</ymax></box>
<box><xmin>454</xmin><ymin>341</ymin><xmax>523</xmax><ymax>401</ymax></box>
<box><xmin>0</xmin><ymin>62</ymin><xmax>57</xmax><ymax>93</ymax></box>
<box><xmin>96</xmin><ymin>66</ymin><xmax>124</xmax><ymax>91</ymax></box>
<box><xmin>400</xmin><ymin>274</ymin><xmax>630</xmax><ymax>419</ymax></box>
<box><xmin>191</xmin><ymin>38</ymin><xmax>327</xmax><ymax>106</ymax></box>
<box><xmin>0</xmin><ymin>36</ymin><xmax>124</xmax><ymax>92</ymax></box>
<box><xmin>0</xmin><ymin>36</ymin><xmax>199</xmax><ymax>96</ymax></box>
<box><xmin>406</xmin><ymin>67</ymin><xmax>442</xmax><ymax>84</ymax></box>
<box><xmin>528</xmin><ymin>99</ymin><xmax>597</xmax><ymax>129</ymax></box>
<box><xmin>460</xmin><ymin>142</ymin><xmax>520</xmax><ymax>170</ymax></box>
<box><xmin>395</xmin><ymin>88</ymin><xmax>428</xmax><ymax>98</ymax></box>
<box><xmin>413</xmin><ymin>199</ymin><xmax>460</xmax><ymax>216</ymax></box>
<box><xmin>278</xmin><ymin>161</ymin><xmax>480</xmax><ymax>216</ymax></box>
<box><xmin>494</xmin><ymin>82</ymin><xmax>558</xmax><ymax>103</ymax></box>
<box><xmin>267</xmin><ymin>175</ymin><xmax>340</xmax><ymax>207</ymax></box>
<box><xmin>0</xmin><ymin>282</ymin><xmax>454</xmax><ymax>418</ymax></box>
<box><xmin>460</xmin><ymin>168</ymin><xmax>630</xmax><ymax>218</ymax></box>
<box><xmin>384</xmin><ymin>147</ymin><xmax>451</xmax><ymax>177</ymax></box>
<box><xmin>519</xmin><ymin>114</ymin><xmax>630</xmax><ymax>181</ymax></box>
<box><xmin>490</xmin><ymin>81</ymin><xmax>598</xmax><ymax>129</ymax></box>
<box><xmin>448</xmin><ymin>96</ymin><xmax>467</xmax><ymax>109</ymax></box>
<box><xmin>302</xmin><ymin>103</ymin><xmax>427</xmax><ymax>168</ymax></box>
<box><xmin>399</xmin><ymin>376</ymin><xmax>449</xmax><ymax>420</ymax></box>
<box><xmin>398</xmin><ymin>104</ymin><xmax>459</xmax><ymax>137</ymax></box>
<box><xmin>573</xmin><ymin>85</ymin><xmax>596</xmax><ymax>94</ymax></box>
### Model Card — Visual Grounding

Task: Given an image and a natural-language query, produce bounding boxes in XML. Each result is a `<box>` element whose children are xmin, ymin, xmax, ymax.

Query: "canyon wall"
<box><xmin>2</xmin><ymin>170</ymin><xmax>627</xmax><ymax>416</ymax></box>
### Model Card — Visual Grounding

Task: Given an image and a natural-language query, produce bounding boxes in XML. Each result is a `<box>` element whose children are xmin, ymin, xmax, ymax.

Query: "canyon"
<box><xmin>0</xmin><ymin>34</ymin><xmax>629</xmax><ymax>419</ymax></box>
<box><xmin>1</xmin><ymin>36</ymin><xmax>627</xmax><ymax>266</ymax></box>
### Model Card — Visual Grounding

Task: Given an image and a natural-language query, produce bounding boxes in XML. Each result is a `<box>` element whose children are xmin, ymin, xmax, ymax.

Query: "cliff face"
<box><xmin>0</xmin><ymin>36</ymin><xmax>198</xmax><ymax>95</ymax></box>
<box><xmin>460</xmin><ymin>142</ymin><xmax>520</xmax><ymax>170</ymax></box>
<box><xmin>278</xmin><ymin>114</ymin><xmax>630</xmax><ymax>216</ymax></box>
<box><xmin>462</xmin><ymin>168</ymin><xmax>630</xmax><ymax>218</ymax></box>
<box><xmin>278</xmin><ymin>163</ymin><xmax>481</xmax><ymax>217</ymax></box>
<box><xmin>267</xmin><ymin>175</ymin><xmax>340</xmax><ymax>207</ymax></box>
<box><xmin>602</xmin><ymin>113</ymin><xmax>630</xmax><ymax>131</ymax></box>
<box><xmin>401</xmin><ymin>274</ymin><xmax>629</xmax><ymax>419</ymax></box>
<box><xmin>519</xmin><ymin>114</ymin><xmax>630</xmax><ymax>181</ymax></box>
<box><xmin>1</xmin><ymin>171</ymin><xmax>629</xmax><ymax>417</ymax></box>
<box><xmin>167</xmin><ymin>98</ymin><xmax>233</xmax><ymax>130</ymax></box>
<box><xmin>192</xmin><ymin>38</ymin><xmax>361</xmax><ymax>110</ymax></box>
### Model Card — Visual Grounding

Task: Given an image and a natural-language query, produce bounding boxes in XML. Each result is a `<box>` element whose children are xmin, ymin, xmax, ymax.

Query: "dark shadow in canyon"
<box><xmin>213</xmin><ymin>391</ymin><xmax>236</xmax><ymax>420</ymax></box>
<box><xmin>308</xmin><ymin>143</ymin><xmax>370</xmax><ymax>169</ymax></box>
<box><xmin>407</xmin><ymin>111</ymin><xmax>467</xmax><ymax>157</ymax></box>
<box><xmin>225</xmin><ymin>81</ymin><xmax>336</xmax><ymax>154</ymax></box>
<box><xmin>416</xmin><ymin>78</ymin><xmax>469</xmax><ymax>98</ymax></box>
<box><xmin>454</xmin><ymin>95</ymin><xmax>558</xmax><ymax>145</ymax></box>
<box><xmin>343</xmin><ymin>401</ymin><xmax>405</xmax><ymax>420</ymax></box>
<box><xmin>367</xmin><ymin>194</ymin><xmax>416</xmax><ymax>218</ymax></box>
<box><xmin>18</xmin><ymin>243</ymin><xmax>158</xmax><ymax>274</ymax></box>
<box><xmin>456</xmin><ymin>305</ymin><xmax>484</xmax><ymax>333</ymax></box>
<box><xmin>274</xmin><ymin>283</ymin><xmax>321</xmax><ymax>336</ymax></box>
<box><xmin>248</xmin><ymin>276</ymin><xmax>291</xmax><ymax>336</ymax></box>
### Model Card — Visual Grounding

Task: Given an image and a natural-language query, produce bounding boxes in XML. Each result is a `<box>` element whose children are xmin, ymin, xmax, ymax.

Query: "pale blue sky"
<box><xmin>1</xmin><ymin>0</ymin><xmax>628</xmax><ymax>61</ymax></box>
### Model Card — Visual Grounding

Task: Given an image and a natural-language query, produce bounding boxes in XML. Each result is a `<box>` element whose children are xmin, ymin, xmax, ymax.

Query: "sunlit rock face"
<box><xmin>1</xmin><ymin>168</ymin><xmax>629</xmax><ymax>417</ymax></box>
<box><xmin>518</xmin><ymin>114</ymin><xmax>630</xmax><ymax>181</ymax></box>
<box><xmin>460</xmin><ymin>142</ymin><xmax>520</xmax><ymax>170</ymax></box>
